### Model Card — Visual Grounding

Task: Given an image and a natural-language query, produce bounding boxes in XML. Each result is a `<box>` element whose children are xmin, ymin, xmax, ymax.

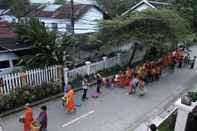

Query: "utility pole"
<box><xmin>71</xmin><ymin>0</ymin><xmax>75</xmax><ymax>36</ymax></box>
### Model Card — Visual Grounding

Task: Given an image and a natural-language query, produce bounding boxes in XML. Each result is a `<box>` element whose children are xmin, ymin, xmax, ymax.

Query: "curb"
<box><xmin>0</xmin><ymin>92</ymin><xmax>64</xmax><ymax>118</ymax></box>
<box><xmin>0</xmin><ymin>80</ymin><xmax>99</xmax><ymax>118</ymax></box>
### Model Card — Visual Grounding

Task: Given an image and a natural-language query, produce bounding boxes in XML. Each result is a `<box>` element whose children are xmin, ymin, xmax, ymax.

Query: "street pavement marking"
<box><xmin>62</xmin><ymin>110</ymin><xmax>95</xmax><ymax>128</ymax></box>
<box><xmin>0</xmin><ymin>126</ymin><xmax>3</xmax><ymax>131</ymax></box>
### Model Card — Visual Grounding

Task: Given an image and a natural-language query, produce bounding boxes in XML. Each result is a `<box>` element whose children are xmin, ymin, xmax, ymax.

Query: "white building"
<box><xmin>122</xmin><ymin>0</ymin><xmax>170</xmax><ymax>16</ymax></box>
<box><xmin>28</xmin><ymin>3</ymin><xmax>107</xmax><ymax>34</ymax></box>
<box><xmin>31</xmin><ymin>0</ymin><xmax>96</xmax><ymax>4</ymax></box>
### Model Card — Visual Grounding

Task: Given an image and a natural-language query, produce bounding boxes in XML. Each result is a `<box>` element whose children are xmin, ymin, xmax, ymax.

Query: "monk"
<box><xmin>136</xmin><ymin>64</ymin><xmax>143</xmax><ymax>79</ymax></box>
<box><xmin>155</xmin><ymin>65</ymin><xmax>161</xmax><ymax>80</ymax></box>
<box><xmin>124</xmin><ymin>75</ymin><xmax>130</xmax><ymax>87</ymax></box>
<box><xmin>65</xmin><ymin>85</ymin><xmax>76</xmax><ymax>113</ymax></box>
<box><xmin>118</xmin><ymin>71</ymin><xmax>125</xmax><ymax>87</ymax></box>
<box><xmin>138</xmin><ymin>79</ymin><xmax>145</xmax><ymax>96</ymax></box>
<box><xmin>23</xmin><ymin>103</ymin><xmax>33</xmax><ymax>131</ymax></box>
<box><xmin>128</xmin><ymin>79</ymin><xmax>133</xmax><ymax>95</ymax></box>
<box><xmin>124</xmin><ymin>67</ymin><xmax>131</xmax><ymax>86</ymax></box>
<box><xmin>151</xmin><ymin>66</ymin><xmax>156</xmax><ymax>81</ymax></box>
<box><xmin>126</xmin><ymin>67</ymin><xmax>132</xmax><ymax>80</ymax></box>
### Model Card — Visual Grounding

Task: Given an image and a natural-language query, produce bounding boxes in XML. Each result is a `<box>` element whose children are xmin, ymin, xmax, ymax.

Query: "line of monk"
<box><xmin>113</xmin><ymin>49</ymin><xmax>188</xmax><ymax>89</ymax></box>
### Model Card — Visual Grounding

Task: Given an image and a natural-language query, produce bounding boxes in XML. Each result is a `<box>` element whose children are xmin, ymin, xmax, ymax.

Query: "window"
<box><xmin>66</xmin><ymin>23</ymin><xmax>72</xmax><ymax>33</ymax></box>
<box><xmin>13</xmin><ymin>60</ymin><xmax>18</xmax><ymax>66</ymax></box>
<box><xmin>0</xmin><ymin>61</ymin><xmax>10</xmax><ymax>69</ymax></box>
<box><xmin>51</xmin><ymin>23</ymin><xmax>58</xmax><ymax>31</ymax></box>
<box><xmin>41</xmin><ymin>22</ymin><xmax>45</xmax><ymax>26</ymax></box>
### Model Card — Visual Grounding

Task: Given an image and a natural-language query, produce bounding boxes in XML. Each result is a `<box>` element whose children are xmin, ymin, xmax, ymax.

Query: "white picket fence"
<box><xmin>0</xmin><ymin>65</ymin><xmax>59</xmax><ymax>94</ymax></box>
<box><xmin>64</xmin><ymin>53</ymin><xmax>131</xmax><ymax>83</ymax></box>
<box><xmin>0</xmin><ymin>52</ymin><xmax>143</xmax><ymax>95</ymax></box>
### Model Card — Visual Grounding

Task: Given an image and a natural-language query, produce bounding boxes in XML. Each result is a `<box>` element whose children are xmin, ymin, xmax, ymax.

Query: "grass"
<box><xmin>159</xmin><ymin>119</ymin><xmax>173</xmax><ymax>131</ymax></box>
<box><xmin>158</xmin><ymin>111</ymin><xmax>177</xmax><ymax>131</ymax></box>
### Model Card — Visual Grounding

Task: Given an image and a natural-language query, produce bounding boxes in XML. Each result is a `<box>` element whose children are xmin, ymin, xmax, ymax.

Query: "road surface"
<box><xmin>2</xmin><ymin>46</ymin><xmax>197</xmax><ymax>131</ymax></box>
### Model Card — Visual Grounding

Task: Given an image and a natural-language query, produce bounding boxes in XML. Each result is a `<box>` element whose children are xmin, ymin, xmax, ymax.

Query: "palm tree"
<box><xmin>15</xmin><ymin>18</ymin><xmax>75</xmax><ymax>68</ymax></box>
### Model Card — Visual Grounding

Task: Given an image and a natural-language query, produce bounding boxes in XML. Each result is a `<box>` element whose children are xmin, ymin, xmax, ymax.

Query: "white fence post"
<box><xmin>102</xmin><ymin>56</ymin><xmax>108</xmax><ymax>69</ymax></box>
<box><xmin>117</xmin><ymin>53</ymin><xmax>121</xmax><ymax>65</ymax></box>
<box><xmin>64</xmin><ymin>67</ymin><xmax>69</xmax><ymax>84</ymax></box>
<box><xmin>85</xmin><ymin>61</ymin><xmax>91</xmax><ymax>76</ymax></box>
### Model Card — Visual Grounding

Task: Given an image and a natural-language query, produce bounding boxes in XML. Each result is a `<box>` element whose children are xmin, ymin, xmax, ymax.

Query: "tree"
<box><xmin>171</xmin><ymin>0</ymin><xmax>197</xmax><ymax>32</ymax></box>
<box><xmin>15</xmin><ymin>18</ymin><xmax>75</xmax><ymax>68</ymax></box>
<box><xmin>0</xmin><ymin>0</ymin><xmax>9</xmax><ymax>9</ymax></box>
<box><xmin>0</xmin><ymin>0</ymin><xmax>30</xmax><ymax>19</ymax></box>
<box><xmin>95</xmin><ymin>0</ymin><xmax>138</xmax><ymax>17</ymax></box>
<box><xmin>95</xmin><ymin>9</ymin><xmax>191</xmax><ymax>64</ymax></box>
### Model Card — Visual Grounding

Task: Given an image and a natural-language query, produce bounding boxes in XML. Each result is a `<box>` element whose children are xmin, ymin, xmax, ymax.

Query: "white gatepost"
<box><xmin>9</xmin><ymin>59</ymin><xmax>14</xmax><ymax>68</ymax></box>
<box><xmin>64</xmin><ymin>67</ymin><xmax>69</xmax><ymax>85</ymax></box>
<box><xmin>102</xmin><ymin>56</ymin><xmax>108</xmax><ymax>69</ymax></box>
<box><xmin>117</xmin><ymin>53</ymin><xmax>121</xmax><ymax>65</ymax></box>
<box><xmin>174</xmin><ymin>98</ymin><xmax>197</xmax><ymax>131</ymax></box>
<box><xmin>85</xmin><ymin>61</ymin><xmax>91</xmax><ymax>76</ymax></box>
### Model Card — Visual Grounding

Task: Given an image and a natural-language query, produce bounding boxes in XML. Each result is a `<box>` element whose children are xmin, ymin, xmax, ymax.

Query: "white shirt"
<box><xmin>82</xmin><ymin>80</ymin><xmax>88</xmax><ymax>89</ymax></box>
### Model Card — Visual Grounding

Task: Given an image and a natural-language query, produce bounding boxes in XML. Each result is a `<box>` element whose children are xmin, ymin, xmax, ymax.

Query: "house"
<box><xmin>122</xmin><ymin>0</ymin><xmax>170</xmax><ymax>16</ymax></box>
<box><xmin>30</xmin><ymin>0</ymin><xmax>96</xmax><ymax>4</ymax></box>
<box><xmin>27</xmin><ymin>3</ymin><xmax>107</xmax><ymax>34</ymax></box>
<box><xmin>0</xmin><ymin>21</ymin><xmax>31</xmax><ymax>73</ymax></box>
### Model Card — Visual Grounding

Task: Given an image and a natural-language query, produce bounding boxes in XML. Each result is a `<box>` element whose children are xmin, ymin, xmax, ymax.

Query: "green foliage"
<box><xmin>159</xmin><ymin>111</ymin><xmax>176</xmax><ymax>131</ymax></box>
<box><xmin>96</xmin><ymin>0</ymin><xmax>139</xmax><ymax>17</ymax></box>
<box><xmin>187</xmin><ymin>91</ymin><xmax>197</xmax><ymax>102</ymax></box>
<box><xmin>0</xmin><ymin>0</ymin><xmax>30</xmax><ymax>19</ymax></box>
<box><xmin>0</xmin><ymin>82</ymin><xmax>62</xmax><ymax>114</ymax></box>
<box><xmin>172</xmin><ymin>0</ymin><xmax>197</xmax><ymax>32</ymax></box>
<box><xmin>98</xmin><ymin>65</ymin><xmax>122</xmax><ymax>77</ymax></box>
<box><xmin>15</xmin><ymin>17</ymin><xmax>75</xmax><ymax>68</ymax></box>
<box><xmin>96</xmin><ymin>9</ymin><xmax>191</xmax><ymax>63</ymax></box>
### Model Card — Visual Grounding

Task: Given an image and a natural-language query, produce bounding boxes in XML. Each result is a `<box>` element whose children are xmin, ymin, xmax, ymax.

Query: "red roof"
<box><xmin>0</xmin><ymin>21</ymin><xmax>17</xmax><ymax>39</ymax></box>
<box><xmin>28</xmin><ymin>4</ymin><xmax>102</xmax><ymax>20</ymax></box>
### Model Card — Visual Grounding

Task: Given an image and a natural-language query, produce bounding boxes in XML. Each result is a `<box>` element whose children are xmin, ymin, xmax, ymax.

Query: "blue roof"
<box><xmin>42</xmin><ymin>4</ymin><xmax>61</xmax><ymax>12</ymax></box>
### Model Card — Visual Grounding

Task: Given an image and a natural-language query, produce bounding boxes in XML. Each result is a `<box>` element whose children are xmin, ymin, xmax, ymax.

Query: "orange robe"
<box><xmin>119</xmin><ymin>73</ymin><xmax>125</xmax><ymax>87</ymax></box>
<box><xmin>24</xmin><ymin>107</ymin><xmax>33</xmax><ymax>131</ymax></box>
<box><xmin>66</xmin><ymin>89</ymin><xmax>75</xmax><ymax>112</ymax></box>
<box><xmin>139</xmin><ymin>80</ymin><xmax>145</xmax><ymax>90</ymax></box>
<box><xmin>126</xmin><ymin>68</ymin><xmax>132</xmax><ymax>79</ymax></box>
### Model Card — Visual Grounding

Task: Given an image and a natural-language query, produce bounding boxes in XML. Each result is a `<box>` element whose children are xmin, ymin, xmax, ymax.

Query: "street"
<box><xmin>2</xmin><ymin>46</ymin><xmax>197</xmax><ymax>131</ymax></box>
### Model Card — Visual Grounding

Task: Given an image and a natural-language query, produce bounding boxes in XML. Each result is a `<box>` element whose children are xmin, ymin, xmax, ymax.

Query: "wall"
<box><xmin>74</xmin><ymin>7</ymin><xmax>103</xmax><ymax>34</ymax></box>
<box><xmin>39</xmin><ymin>7</ymin><xmax>103</xmax><ymax>34</ymax></box>
<box><xmin>39</xmin><ymin>17</ymin><xmax>68</xmax><ymax>33</ymax></box>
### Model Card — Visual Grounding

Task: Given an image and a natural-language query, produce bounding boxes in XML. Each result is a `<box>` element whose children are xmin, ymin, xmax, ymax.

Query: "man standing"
<box><xmin>81</xmin><ymin>75</ymin><xmax>89</xmax><ymax>101</ymax></box>
<box><xmin>96</xmin><ymin>74</ymin><xmax>102</xmax><ymax>93</ymax></box>
<box><xmin>190</xmin><ymin>56</ymin><xmax>196</xmax><ymax>69</ymax></box>
<box><xmin>23</xmin><ymin>103</ymin><xmax>33</xmax><ymax>131</ymax></box>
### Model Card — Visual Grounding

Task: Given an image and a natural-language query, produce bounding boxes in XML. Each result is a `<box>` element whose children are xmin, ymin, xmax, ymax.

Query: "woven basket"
<box><xmin>30</xmin><ymin>122</ymin><xmax>41</xmax><ymax>131</ymax></box>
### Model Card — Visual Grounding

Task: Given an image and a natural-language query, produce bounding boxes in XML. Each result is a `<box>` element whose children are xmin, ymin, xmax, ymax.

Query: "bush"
<box><xmin>0</xmin><ymin>81</ymin><xmax>63</xmax><ymax>114</ymax></box>
<box><xmin>187</xmin><ymin>91</ymin><xmax>197</xmax><ymax>102</ymax></box>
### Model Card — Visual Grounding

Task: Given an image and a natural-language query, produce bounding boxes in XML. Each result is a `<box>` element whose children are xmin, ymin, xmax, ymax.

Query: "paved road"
<box><xmin>2</xmin><ymin>46</ymin><xmax>197</xmax><ymax>131</ymax></box>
